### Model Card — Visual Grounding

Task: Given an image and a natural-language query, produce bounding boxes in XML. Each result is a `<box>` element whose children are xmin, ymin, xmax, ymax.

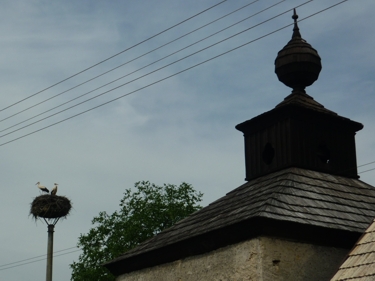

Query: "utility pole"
<box><xmin>30</xmin><ymin>189</ymin><xmax>72</xmax><ymax>281</ymax></box>
<box><xmin>46</xmin><ymin>224</ymin><xmax>55</xmax><ymax>281</ymax></box>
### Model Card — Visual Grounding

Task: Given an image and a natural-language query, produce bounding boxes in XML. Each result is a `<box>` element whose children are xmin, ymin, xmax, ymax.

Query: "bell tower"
<box><xmin>236</xmin><ymin>9</ymin><xmax>363</xmax><ymax>181</ymax></box>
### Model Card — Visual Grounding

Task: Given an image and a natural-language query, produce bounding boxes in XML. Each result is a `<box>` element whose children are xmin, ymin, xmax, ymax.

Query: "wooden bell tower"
<box><xmin>236</xmin><ymin>10</ymin><xmax>363</xmax><ymax>181</ymax></box>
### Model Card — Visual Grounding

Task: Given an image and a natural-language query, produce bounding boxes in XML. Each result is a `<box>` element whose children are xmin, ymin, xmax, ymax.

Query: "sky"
<box><xmin>0</xmin><ymin>0</ymin><xmax>374</xmax><ymax>280</ymax></box>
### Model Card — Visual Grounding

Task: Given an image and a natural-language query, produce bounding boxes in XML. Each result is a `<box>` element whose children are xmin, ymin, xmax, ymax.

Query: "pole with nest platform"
<box><xmin>30</xmin><ymin>193</ymin><xmax>72</xmax><ymax>281</ymax></box>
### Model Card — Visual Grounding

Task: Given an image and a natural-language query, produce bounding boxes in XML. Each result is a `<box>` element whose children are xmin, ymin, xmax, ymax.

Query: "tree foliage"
<box><xmin>70</xmin><ymin>181</ymin><xmax>203</xmax><ymax>281</ymax></box>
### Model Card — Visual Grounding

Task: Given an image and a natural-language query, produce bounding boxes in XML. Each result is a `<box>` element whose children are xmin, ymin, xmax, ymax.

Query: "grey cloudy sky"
<box><xmin>0</xmin><ymin>1</ymin><xmax>374</xmax><ymax>280</ymax></box>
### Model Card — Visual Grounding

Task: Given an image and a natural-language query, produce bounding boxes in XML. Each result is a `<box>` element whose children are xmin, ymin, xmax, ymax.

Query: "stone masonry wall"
<box><xmin>116</xmin><ymin>236</ymin><xmax>349</xmax><ymax>281</ymax></box>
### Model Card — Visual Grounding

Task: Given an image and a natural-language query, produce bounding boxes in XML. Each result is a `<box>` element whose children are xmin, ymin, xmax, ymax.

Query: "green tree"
<box><xmin>70</xmin><ymin>181</ymin><xmax>203</xmax><ymax>281</ymax></box>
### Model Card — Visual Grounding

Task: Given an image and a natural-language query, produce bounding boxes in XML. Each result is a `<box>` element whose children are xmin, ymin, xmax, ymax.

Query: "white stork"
<box><xmin>51</xmin><ymin>183</ymin><xmax>58</xmax><ymax>196</ymax></box>
<box><xmin>36</xmin><ymin>182</ymin><xmax>49</xmax><ymax>194</ymax></box>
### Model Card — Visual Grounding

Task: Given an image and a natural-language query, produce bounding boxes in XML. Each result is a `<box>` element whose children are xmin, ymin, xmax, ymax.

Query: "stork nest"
<box><xmin>30</xmin><ymin>194</ymin><xmax>72</xmax><ymax>220</ymax></box>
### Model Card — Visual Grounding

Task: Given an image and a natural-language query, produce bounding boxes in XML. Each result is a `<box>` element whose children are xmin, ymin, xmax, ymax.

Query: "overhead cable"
<box><xmin>0</xmin><ymin>0</ymin><xmax>261</xmax><ymax>125</ymax></box>
<box><xmin>0</xmin><ymin>0</ymin><xmax>284</xmax><ymax>133</ymax></box>
<box><xmin>0</xmin><ymin>1</ymin><xmax>349</xmax><ymax>147</ymax></box>
<box><xmin>359</xmin><ymin>167</ymin><xmax>375</xmax><ymax>174</ymax></box>
<box><xmin>0</xmin><ymin>248</ymin><xmax>81</xmax><ymax>271</ymax></box>
<box><xmin>0</xmin><ymin>0</ymin><xmax>227</xmax><ymax>113</ymax></box>
<box><xmin>0</xmin><ymin>246</ymin><xmax>77</xmax><ymax>268</ymax></box>
<box><xmin>0</xmin><ymin>0</ymin><xmax>312</xmax><ymax>140</ymax></box>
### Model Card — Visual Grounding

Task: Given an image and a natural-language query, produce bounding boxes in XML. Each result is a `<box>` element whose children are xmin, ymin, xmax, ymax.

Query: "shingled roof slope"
<box><xmin>330</xmin><ymin>219</ymin><xmax>375</xmax><ymax>280</ymax></box>
<box><xmin>106</xmin><ymin>167</ymin><xmax>375</xmax><ymax>269</ymax></box>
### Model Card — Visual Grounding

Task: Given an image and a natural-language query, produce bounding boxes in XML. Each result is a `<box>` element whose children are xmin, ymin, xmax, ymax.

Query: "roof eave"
<box><xmin>104</xmin><ymin>217</ymin><xmax>362</xmax><ymax>276</ymax></box>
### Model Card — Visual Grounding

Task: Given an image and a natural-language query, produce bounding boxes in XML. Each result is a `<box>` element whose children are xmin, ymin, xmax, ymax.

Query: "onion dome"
<box><xmin>275</xmin><ymin>9</ymin><xmax>321</xmax><ymax>93</ymax></box>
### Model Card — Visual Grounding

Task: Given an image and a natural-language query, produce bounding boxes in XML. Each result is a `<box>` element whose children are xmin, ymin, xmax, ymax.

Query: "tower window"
<box><xmin>262</xmin><ymin>143</ymin><xmax>275</xmax><ymax>165</ymax></box>
<box><xmin>317</xmin><ymin>144</ymin><xmax>330</xmax><ymax>164</ymax></box>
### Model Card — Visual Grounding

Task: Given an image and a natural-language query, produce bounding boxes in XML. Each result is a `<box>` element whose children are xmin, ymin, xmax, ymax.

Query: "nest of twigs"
<box><xmin>30</xmin><ymin>194</ymin><xmax>72</xmax><ymax>220</ymax></box>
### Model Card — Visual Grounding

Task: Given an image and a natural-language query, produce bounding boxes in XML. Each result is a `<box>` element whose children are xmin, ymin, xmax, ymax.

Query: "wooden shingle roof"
<box><xmin>331</xmin><ymin>219</ymin><xmax>375</xmax><ymax>281</ymax></box>
<box><xmin>104</xmin><ymin>167</ymin><xmax>375</xmax><ymax>275</ymax></box>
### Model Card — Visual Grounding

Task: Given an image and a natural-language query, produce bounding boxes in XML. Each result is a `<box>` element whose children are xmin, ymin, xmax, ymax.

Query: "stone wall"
<box><xmin>116</xmin><ymin>236</ymin><xmax>349</xmax><ymax>281</ymax></box>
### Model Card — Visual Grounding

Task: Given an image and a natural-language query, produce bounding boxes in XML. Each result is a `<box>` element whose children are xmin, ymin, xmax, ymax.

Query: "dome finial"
<box><xmin>292</xmin><ymin>8</ymin><xmax>301</xmax><ymax>38</ymax></box>
<box><xmin>274</xmin><ymin>9</ymin><xmax>322</xmax><ymax>93</ymax></box>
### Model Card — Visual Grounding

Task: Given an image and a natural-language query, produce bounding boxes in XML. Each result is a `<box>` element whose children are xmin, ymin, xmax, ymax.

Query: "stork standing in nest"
<box><xmin>36</xmin><ymin>182</ymin><xmax>49</xmax><ymax>194</ymax></box>
<box><xmin>51</xmin><ymin>183</ymin><xmax>58</xmax><ymax>195</ymax></box>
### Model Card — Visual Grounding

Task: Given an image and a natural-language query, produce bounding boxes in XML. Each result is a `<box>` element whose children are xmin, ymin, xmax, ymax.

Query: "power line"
<box><xmin>358</xmin><ymin>161</ymin><xmax>375</xmax><ymax>168</ymax></box>
<box><xmin>0</xmin><ymin>0</ymin><xmax>311</xmax><ymax>140</ymax></box>
<box><xmin>0</xmin><ymin>0</ymin><xmax>262</xmax><ymax>126</ymax></box>
<box><xmin>0</xmin><ymin>248</ymin><xmax>81</xmax><ymax>271</ymax></box>
<box><xmin>359</xmin><ymin>167</ymin><xmax>375</xmax><ymax>174</ymax></box>
<box><xmin>0</xmin><ymin>1</ymin><xmax>349</xmax><ymax>147</ymax></box>
<box><xmin>0</xmin><ymin>246</ymin><xmax>77</xmax><ymax>268</ymax></box>
<box><xmin>0</xmin><ymin>0</ymin><xmax>285</xmax><ymax>134</ymax></box>
<box><xmin>358</xmin><ymin>161</ymin><xmax>375</xmax><ymax>174</ymax></box>
<box><xmin>0</xmin><ymin>0</ymin><xmax>227</xmax><ymax>113</ymax></box>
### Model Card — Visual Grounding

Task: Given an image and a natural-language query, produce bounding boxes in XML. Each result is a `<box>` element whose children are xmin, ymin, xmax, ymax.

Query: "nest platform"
<box><xmin>30</xmin><ymin>194</ymin><xmax>72</xmax><ymax>220</ymax></box>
